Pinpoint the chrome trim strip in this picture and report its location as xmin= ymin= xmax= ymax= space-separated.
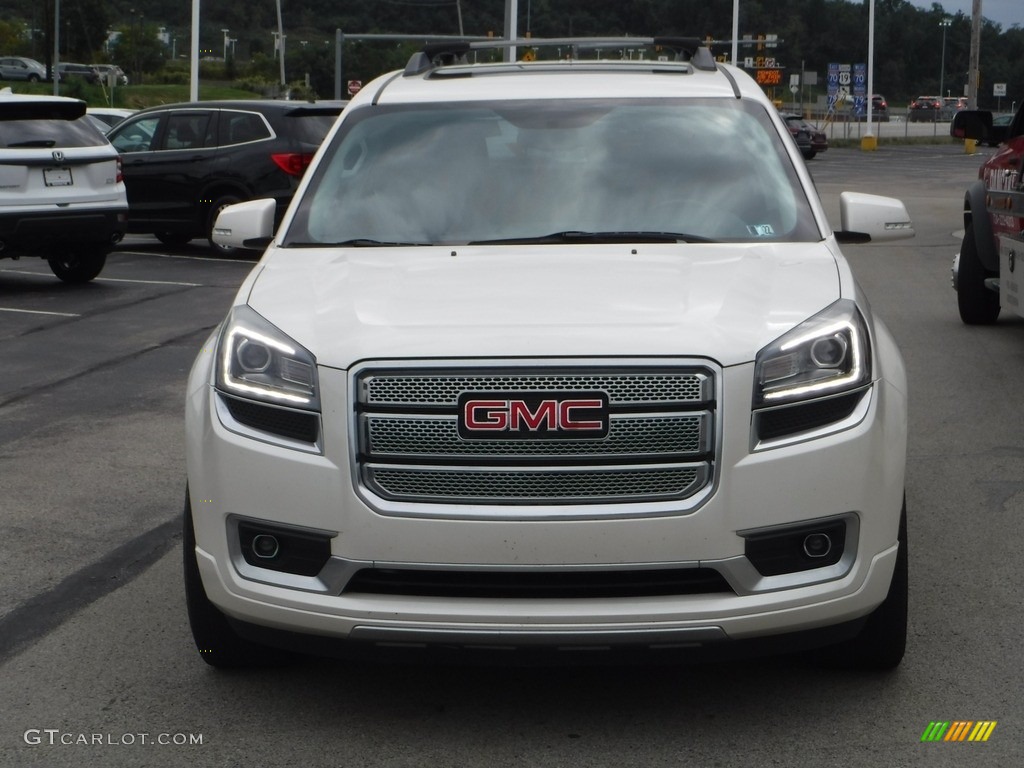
xmin=349 ymin=625 xmax=729 ymax=647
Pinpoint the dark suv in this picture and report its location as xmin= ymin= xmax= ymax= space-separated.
xmin=950 ymin=105 xmax=1024 ymax=324
xmin=106 ymin=100 xmax=345 ymax=254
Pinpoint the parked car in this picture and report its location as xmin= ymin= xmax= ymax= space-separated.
xmin=185 ymin=38 xmax=914 ymax=670
xmin=950 ymin=106 xmax=1024 ymax=323
xmin=0 ymin=90 xmax=128 ymax=282
xmin=908 ymin=95 xmax=942 ymax=122
xmin=871 ymin=94 xmax=889 ymax=122
xmin=85 ymin=107 xmax=136 ymax=133
xmin=941 ymin=96 xmax=968 ymax=121
xmin=55 ymin=62 xmax=101 ymax=85
xmin=106 ymin=99 xmax=345 ymax=254
xmin=983 ymin=113 xmax=1013 ymax=146
xmin=781 ymin=112 xmax=813 ymax=156
xmin=91 ymin=64 xmax=128 ymax=86
xmin=781 ymin=113 xmax=828 ymax=159
xmin=0 ymin=56 xmax=49 ymax=83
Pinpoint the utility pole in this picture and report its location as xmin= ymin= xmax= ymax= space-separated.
xmin=276 ymin=0 xmax=286 ymax=87
xmin=967 ymin=0 xmax=982 ymax=108
xmin=53 ymin=0 xmax=60 ymax=95
xmin=504 ymin=0 xmax=517 ymax=62
xmin=190 ymin=0 xmax=199 ymax=101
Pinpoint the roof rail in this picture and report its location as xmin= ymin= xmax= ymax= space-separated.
xmin=403 ymin=36 xmax=718 ymax=77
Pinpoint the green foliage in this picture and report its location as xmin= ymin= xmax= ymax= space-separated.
xmin=60 ymin=77 xmax=89 ymax=100
xmin=0 ymin=19 xmax=26 ymax=54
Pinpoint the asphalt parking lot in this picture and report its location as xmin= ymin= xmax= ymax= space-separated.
xmin=1 ymin=144 xmax=1022 ymax=767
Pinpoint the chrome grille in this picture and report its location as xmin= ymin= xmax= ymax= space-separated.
xmin=363 ymin=371 xmax=709 ymax=406
xmin=354 ymin=363 xmax=716 ymax=507
xmin=368 ymin=466 xmax=706 ymax=503
xmin=364 ymin=413 xmax=708 ymax=457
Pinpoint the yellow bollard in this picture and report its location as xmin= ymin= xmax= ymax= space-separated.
xmin=860 ymin=134 xmax=878 ymax=151
xmin=965 ymin=139 xmax=977 ymax=155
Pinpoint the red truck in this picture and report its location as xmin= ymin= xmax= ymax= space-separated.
xmin=951 ymin=107 xmax=1024 ymax=323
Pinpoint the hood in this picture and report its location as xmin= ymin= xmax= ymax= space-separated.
xmin=245 ymin=243 xmax=840 ymax=369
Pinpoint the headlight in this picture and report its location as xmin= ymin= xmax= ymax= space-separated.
xmin=753 ymin=299 xmax=871 ymax=408
xmin=215 ymin=305 xmax=319 ymax=410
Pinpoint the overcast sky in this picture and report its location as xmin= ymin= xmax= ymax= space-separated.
xmin=909 ymin=1 xmax=1020 ymax=30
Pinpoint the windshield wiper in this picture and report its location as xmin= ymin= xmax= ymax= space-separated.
xmin=468 ymin=230 xmax=714 ymax=245
xmin=290 ymin=238 xmax=434 ymax=247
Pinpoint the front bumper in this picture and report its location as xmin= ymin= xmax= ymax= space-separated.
xmin=185 ymin=348 xmax=906 ymax=652
xmin=0 ymin=207 xmax=128 ymax=255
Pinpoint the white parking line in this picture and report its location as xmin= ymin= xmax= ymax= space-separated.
xmin=96 ymin=276 xmax=202 ymax=287
xmin=0 ymin=269 xmax=200 ymax=287
xmin=120 ymin=250 xmax=255 ymax=264
xmin=0 ymin=307 xmax=80 ymax=317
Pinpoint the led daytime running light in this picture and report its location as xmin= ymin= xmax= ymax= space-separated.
xmin=216 ymin=307 xmax=318 ymax=408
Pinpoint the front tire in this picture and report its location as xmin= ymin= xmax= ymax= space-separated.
xmin=155 ymin=231 xmax=193 ymax=247
xmin=817 ymin=500 xmax=908 ymax=671
xmin=47 ymin=247 xmax=107 ymax=283
xmin=183 ymin=489 xmax=294 ymax=668
xmin=207 ymin=195 xmax=243 ymax=257
xmin=957 ymin=222 xmax=1000 ymax=324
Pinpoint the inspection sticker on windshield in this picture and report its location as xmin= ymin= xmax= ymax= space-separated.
xmin=748 ymin=224 xmax=774 ymax=237
xmin=44 ymin=167 xmax=73 ymax=187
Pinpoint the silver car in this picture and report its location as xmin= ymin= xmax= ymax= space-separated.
xmin=0 ymin=56 xmax=48 ymax=83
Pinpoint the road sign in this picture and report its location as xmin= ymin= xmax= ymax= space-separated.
xmin=347 ymin=80 xmax=362 ymax=96
xmin=853 ymin=63 xmax=866 ymax=99
xmin=994 ymin=83 xmax=1007 ymax=97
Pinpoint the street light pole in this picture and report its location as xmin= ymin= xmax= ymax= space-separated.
xmin=53 ymin=0 xmax=60 ymax=95
xmin=939 ymin=17 xmax=951 ymax=97
xmin=275 ymin=0 xmax=286 ymax=87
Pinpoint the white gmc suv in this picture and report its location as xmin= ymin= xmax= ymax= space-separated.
xmin=185 ymin=38 xmax=914 ymax=669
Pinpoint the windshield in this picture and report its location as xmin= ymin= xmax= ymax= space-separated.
xmin=284 ymin=98 xmax=819 ymax=247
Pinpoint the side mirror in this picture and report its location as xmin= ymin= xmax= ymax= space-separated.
xmin=951 ymin=110 xmax=999 ymax=143
xmin=212 ymin=198 xmax=276 ymax=250
xmin=835 ymin=192 xmax=915 ymax=244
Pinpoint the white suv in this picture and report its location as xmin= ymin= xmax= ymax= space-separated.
xmin=185 ymin=38 xmax=914 ymax=669
xmin=0 ymin=91 xmax=128 ymax=282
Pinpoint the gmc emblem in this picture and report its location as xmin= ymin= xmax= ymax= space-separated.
xmin=458 ymin=392 xmax=609 ymax=440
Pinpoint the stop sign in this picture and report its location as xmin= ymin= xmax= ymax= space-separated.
xmin=347 ymin=80 xmax=362 ymax=96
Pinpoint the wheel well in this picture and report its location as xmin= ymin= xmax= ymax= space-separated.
xmin=201 ymin=186 xmax=250 ymax=213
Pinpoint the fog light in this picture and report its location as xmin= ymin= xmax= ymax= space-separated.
xmin=237 ymin=520 xmax=334 ymax=576
xmin=803 ymin=533 xmax=832 ymax=558
xmin=742 ymin=518 xmax=846 ymax=576
xmin=251 ymin=534 xmax=280 ymax=560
